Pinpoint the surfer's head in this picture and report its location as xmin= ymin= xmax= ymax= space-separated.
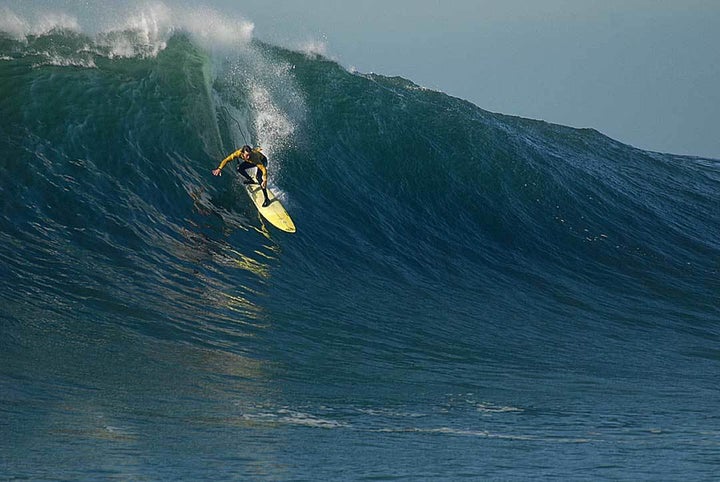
xmin=240 ymin=145 xmax=252 ymax=160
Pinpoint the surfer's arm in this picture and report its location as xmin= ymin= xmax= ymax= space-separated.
xmin=212 ymin=150 xmax=241 ymax=176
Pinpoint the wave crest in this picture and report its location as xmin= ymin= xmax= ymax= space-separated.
xmin=0 ymin=2 xmax=254 ymax=59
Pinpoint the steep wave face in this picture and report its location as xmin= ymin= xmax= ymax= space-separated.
xmin=1 ymin=8 xmax=719 ymax=480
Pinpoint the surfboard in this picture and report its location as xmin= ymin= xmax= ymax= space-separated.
xmin=244 ymin=182 xmax=296 ymax=233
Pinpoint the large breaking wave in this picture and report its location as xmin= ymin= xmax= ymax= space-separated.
xmin=1 ymin=4 xmax=719 ymax=479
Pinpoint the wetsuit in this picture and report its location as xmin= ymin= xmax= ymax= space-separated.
xmin=217 ymin=148 xmax=270 ymax=204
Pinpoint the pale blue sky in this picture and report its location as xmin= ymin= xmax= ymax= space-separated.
xmin=7 ymin=0 xmax=720 ymax=158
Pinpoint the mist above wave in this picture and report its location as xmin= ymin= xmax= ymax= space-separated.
xmin=0 ymin=2 xmax=254 ymax=58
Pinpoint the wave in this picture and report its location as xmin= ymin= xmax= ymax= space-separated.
xmin=2 ymin=6 xmax=720 ymax=479
xmin=1 ymin=6 xmax=719 ymax=365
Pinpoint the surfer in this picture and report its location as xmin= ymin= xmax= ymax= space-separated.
xmin=212 ymin=145 xmax=271 ymax=207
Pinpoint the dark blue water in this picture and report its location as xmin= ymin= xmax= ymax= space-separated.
xmin=1 ymin=15 xmax=719 ymax=480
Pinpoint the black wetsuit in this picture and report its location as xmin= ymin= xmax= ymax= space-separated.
xmin=237 ymin=150 xmax=269 ymax=204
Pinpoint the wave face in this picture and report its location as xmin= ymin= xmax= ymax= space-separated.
xmin=1 ymin=11 xmax=719 ymax=480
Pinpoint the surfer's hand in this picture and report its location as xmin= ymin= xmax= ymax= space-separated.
xmin=261 ymin=180 xmax=267 ymax=189
xmin=212 ymin=168 xmax=222 ymax=176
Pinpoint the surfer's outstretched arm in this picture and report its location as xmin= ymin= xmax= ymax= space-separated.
xmin=212 ymin=149 xmax=242 ymax=176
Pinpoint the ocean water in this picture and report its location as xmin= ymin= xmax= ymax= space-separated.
xmin=1 ymin=6 xmax=719 ymax=480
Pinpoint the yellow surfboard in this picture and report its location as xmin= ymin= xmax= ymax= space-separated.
xmin=244 ymin=183 xmax=296 ymax=233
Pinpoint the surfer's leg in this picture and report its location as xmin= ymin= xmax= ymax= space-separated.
xmin=237 ymin=161 xmax=256 ymax=183
xmin=256 ymin=169 xmax=271 ymax=206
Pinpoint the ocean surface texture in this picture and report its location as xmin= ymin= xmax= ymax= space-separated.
xmin=1 ymin=12 xmax=719 ymax=480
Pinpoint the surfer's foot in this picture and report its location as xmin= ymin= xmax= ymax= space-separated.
xmin=262 ymin=199 xmax=271 ymax=207
xmin=243 ymin=179 xmax=257 ymax=185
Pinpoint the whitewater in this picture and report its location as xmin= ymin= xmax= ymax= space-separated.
xmin=1 ymin=4 xmax=719 ymax=480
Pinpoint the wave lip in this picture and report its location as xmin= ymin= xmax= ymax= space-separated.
xmin=0 ymin=3 xmax=254 ymax=59
xmin=0 ymin=7 xmax=80 ymax=39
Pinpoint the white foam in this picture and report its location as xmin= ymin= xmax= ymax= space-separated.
xmin=242 ymin=409 xmax=347 ymax=429
xmin=0 ymin=8 xmax=26 ymax=40
xmin=475 ymin=403 xmax=524 ymax=414
xmin=356 ymin=407 xmax=426 ymax=418
xmin=177 ymin=6 xmax=254 ymax=51
xmin=277 ymin=409 xmax=348 ymax=429
xmin=33 ymin=56 xmax=97 ymax=69
xmin=95 ymin=3 xmax=255 ymax=59
xmin=94 ymin=3 xmax=171 ymax=59
xmin=0 ymin=2 xmax=254 ymax=58
xmin=249 ymin=82 xmax=296 ymax=157
xmin=33 ymin=12 xmax=80 ymax=36
xmin=297 ymin=38 xmax=328 ymax=59
xmin=0 ymin=7 xmax=79 ymax=39
xmin=445 ymin=394 xmax=525 ymax=415
xmin=374 ymin=426 xmax=535 ymax=440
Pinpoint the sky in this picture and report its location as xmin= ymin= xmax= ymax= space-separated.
xmin=5 ymin=0 xmax=720 ymax=158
